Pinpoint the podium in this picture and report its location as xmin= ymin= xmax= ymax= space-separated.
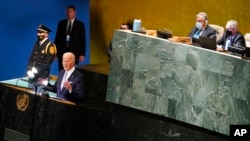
xmin=0 ymin=75 xmax=109 ymax=141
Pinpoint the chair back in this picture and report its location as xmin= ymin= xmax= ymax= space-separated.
xmin=244 ymin=33 xmax=250 ymax=47
xmin=209 ymin=24 xmax=224 ymax=41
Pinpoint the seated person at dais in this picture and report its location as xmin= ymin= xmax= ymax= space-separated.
xmin=188 ymin=12 xmax=216 ymax=39
xmin=217 ymin=20 xmax=246 ymax=52
xmin=108 ymin=22 xmax=132 ymax=62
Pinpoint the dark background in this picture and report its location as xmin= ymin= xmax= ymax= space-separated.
xmin=0 ymin=0 xmax=90 ymax=80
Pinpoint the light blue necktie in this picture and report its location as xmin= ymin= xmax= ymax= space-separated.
xmin=193 ymin=30 xmax=201 ymax=38
xmin=61 ymin=72 xmax=67 ymax=90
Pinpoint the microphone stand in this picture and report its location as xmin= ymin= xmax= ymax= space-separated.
xmin=19 ymin=77 xmax=38 ymax=141
xmin=29 ymin=82 xmax=40 ymax=141
xmin=27 ymin=65 xmax=50 ymax=140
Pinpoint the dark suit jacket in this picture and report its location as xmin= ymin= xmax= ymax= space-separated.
xmin=217 ymin=32 xmax=246 ymax=49
xmin=188 ymin=25 xmax=217 ymax=39
xmin=54 ymin=19 xmax=86 ymax=63
xmin=47 ymin=69 xmax=84 ymax=104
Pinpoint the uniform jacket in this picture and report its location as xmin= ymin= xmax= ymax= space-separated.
xmin=27 ymin=39 xmax=56 ymax=82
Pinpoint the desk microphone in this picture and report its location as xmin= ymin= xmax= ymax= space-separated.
xmin=15 ymin=77 xmax=20 ymax=88
xmin=162 ymin=28 xmax=173 ymax=34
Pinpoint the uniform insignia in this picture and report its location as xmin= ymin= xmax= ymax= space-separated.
xmin=42 ymin=50 xmax=44 ymax=54
xmin=50 ymin=47 xmax=56 ymax=54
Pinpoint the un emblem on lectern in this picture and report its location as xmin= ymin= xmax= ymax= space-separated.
xmin=16 ymin=93 xmax=29 ymax=111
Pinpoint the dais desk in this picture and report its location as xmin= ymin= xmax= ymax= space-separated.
xmin=106 ymin=30 xmax=250 ymax=136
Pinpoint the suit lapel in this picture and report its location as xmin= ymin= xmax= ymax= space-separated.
xmin=60 ymin=70 xmax=76 ymax=93
xmin=67 ymin=70 xmax=76 ymax=83
xmin=37 ymin=39 xmax=49 ymax=50
xmin=58 ymin=70 xmax=66 ymax=93
xmin=70 ymin=20 xmax=75 ymax=34
xmin=71 ymin=19 xmax=79 ymax=34
xmin=232 ymin=33 xmax=240 ymax=44
xmin=62 ymin=20 xmax=68 ymax=34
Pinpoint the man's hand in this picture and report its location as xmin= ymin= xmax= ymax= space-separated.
xmin=63 ymin=81 xmax=72 ymax=92
xmin=216 ymin=45 xmax=224 ymax=52
xmin=27 ymin=70 xmax=35 ymax=79
xmin=38 ymin=78 xmax=48 ymax=86
xmin=31 ymin=67 xmax=38 ymax=74
xmin=79 ymin=55 xmax=85 ymax=61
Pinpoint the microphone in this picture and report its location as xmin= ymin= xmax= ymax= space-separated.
xmin=213 ymin=29 xmax=219 ymax=34
xmin=162 ymin=28 xmax=172 ymax=34
xmin=15 ymin=77 xmax=20 ymax=89
xmin=228 ymin=44 xmax=245 ymax=55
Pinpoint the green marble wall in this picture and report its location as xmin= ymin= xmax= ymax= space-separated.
xmin=106 ymin=30 xmax=250 ymax=135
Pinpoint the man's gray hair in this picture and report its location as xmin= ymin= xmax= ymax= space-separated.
xmin=63 ymin=52 xmax=75 ymax=63
xmin=226 ymin=20 xmax=238 ymax=30
xmin=196 ymin=12 xmax=208 ymax=21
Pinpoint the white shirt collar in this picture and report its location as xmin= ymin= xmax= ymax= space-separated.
xmin=39 ymin=37 xmax=48 ymax=45
xmin=64 ymin=67 xmax=75 ymax=79
xmin=68 ymin=18 xmax=75 ymax=23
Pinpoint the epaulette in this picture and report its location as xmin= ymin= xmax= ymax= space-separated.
xmin=45 ymin=41 xmax=57 ymax=55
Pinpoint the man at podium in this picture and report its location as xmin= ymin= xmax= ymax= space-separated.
xmin=40 ymin=52 xmax=85 ymax=104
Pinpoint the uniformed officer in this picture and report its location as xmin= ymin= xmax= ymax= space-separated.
xmin=27 ymin=24 xmax=57 ymax=83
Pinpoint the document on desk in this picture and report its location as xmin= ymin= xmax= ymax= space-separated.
xmin=49 ymin=95 xmax=65 ymax=101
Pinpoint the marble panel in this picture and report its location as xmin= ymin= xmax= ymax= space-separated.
xmin=106 ymin=30 xmax=250 ymax=135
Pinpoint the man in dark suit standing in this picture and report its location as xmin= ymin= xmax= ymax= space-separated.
xmin=54 ymin=5 xmax=86 ymax=72
xmin=42 ymin=52 xmax=84 ymax=104
xmin=188 ymin=12 xmax=217 ymax=40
